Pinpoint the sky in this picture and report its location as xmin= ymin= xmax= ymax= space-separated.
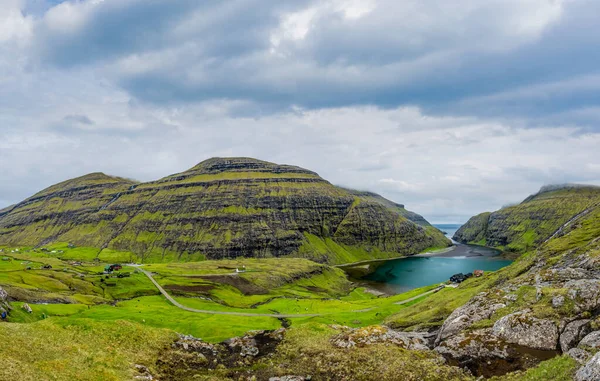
xmin=1 ymin=0 xmax=599 ymax=223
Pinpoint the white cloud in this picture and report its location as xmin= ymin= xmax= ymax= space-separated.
xmin=0 ymin=0 xmax=599 ymax=224
xmin=0 ymin=0 xmax=33 ymax=43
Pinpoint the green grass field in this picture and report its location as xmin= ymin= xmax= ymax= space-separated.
xmin=0 ymin=242 xmax=580 ymax=381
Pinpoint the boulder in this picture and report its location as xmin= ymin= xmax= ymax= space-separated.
xmin=576 ymin=352 xmax=600 ymax=381
xmin=560 ymin=320 xmax=592 ymax=352
xmin=435 ymin=294 xmax=506 ymax=344
xmin=568 ymin=348 xmax=592 ymax=365
xmin=492 ymin=312 xmax=558 ymax=351
xmin=552 ymin=295 xmax=565 ymax=308
xmin=171 ymin=328 xmax=286 ymax=367
xmin=565 ymin=279 xmax=600 ymax=313
xmin=0 ymin=287 xmax=7 ymax=302
xmin=579 ymin=331 xmax=600 ymax=349
xmin=434 ymin=328 xmax=542 ymax=377
xmin=435 ymin=329 xmax=510 ymax=361
xmin=330 ymin=325 xmax=432 ymax=350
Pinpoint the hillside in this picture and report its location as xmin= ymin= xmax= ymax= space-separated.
xmin=4 ymin=185 xmax=600 ymax=380
xmin=453 ymin=185 xmax=600 ymax=252
xmin=0 ymin=157 xmax=449 ymax=264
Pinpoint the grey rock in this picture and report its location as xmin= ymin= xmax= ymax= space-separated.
xmin=435 ymin=329 xmax=510 ymax=361
xmin=492 ymin=312 xmax=558 ymax=351
xmin=552 ymin=295 xmax=565 ymax=308
xmin=568 ymin=348 xmax=592 ymax=365
xmin=579 ymin=331 xmax=600 ymax=349
xmin=565 ymin=279 xmax=600 ymax=313
xmin=433 ymin=328 xmax=545 ymax=377
xmin=435 ymin=294 xmax=506 ymax=345
xmin=576 ymin=352 xmax=600 ymax=381
xmin=330 ymin=325 xmax=431 ymax=350
xmin=269 ymin=377 xmax=306 ymax=381
xmin=560 ymin=320 xmax=592 ymax=352
xmin=0 ymin=287 xmax=7 ymax=302
xmin=504 ymin=294 xmax=518 ymax=302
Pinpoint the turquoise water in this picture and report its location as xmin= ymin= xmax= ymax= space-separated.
xmin=360 ymin=224 xmax=512 ymax=293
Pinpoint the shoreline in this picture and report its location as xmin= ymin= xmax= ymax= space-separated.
xmin=335 ymin=245 xmax=458 ymax=269
xmin=414 ymin=246 xmax=457 ymax=257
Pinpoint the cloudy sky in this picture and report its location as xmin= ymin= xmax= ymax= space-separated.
xmin=1 ymin=0 xmax=599 ymax=223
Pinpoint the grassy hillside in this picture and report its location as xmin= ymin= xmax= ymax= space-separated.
xmin=3 ymin=183 xmax=598 ymax=380
xmin=453 ymin=185 xmax=600 ymax=252
xmin=0 ymin=157 xmax=449 ymax=264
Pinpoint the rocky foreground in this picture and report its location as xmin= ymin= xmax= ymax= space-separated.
xmin=441 ymin=185 xmax=600 ymax=379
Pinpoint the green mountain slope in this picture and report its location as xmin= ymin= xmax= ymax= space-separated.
xmin=0 ymin=157 xmax=449 ymax=263
xmin=453 ymin=184 xmax=600 ymax=252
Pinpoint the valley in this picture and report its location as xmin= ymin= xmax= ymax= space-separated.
xmin=1 ymin=162 xmax=600 ymax=380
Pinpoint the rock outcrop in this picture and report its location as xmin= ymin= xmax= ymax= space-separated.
xmin=435 ymin=193 xmax=600 ymax=377
xmin=560 ymin=319 xmax=592 ymax=353
xmin=0 ymin=157 xmax=449 ymax=263
xmin=576 ymin=352 xmax=600 ymax=381
xmin=330 ymin=325 xmax=432 ymax=350
xmin=492 ymin=312 xmax=558 ymax=351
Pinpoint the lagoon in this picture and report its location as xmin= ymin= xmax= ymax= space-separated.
xmin=358 ymin=224 xmax=512 ymax=293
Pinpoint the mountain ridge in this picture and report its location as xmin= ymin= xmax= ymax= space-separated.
xmin=454 ymin=184 xmax=600 ymax=252
xmin=0 ymin=157 xmax=449 ymax=264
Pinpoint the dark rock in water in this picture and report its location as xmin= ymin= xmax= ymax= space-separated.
xmin=0 ymin=157 xmax=449 ymax=263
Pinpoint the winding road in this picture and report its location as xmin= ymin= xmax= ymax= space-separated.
xmin=135 ymin=267 xmax=444 ymax=318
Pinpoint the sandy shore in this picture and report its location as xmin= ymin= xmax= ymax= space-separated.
xmin=414 ymin=246 xmax=457 ymax=257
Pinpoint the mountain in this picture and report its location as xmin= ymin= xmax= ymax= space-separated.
xmin=453 ymin=184 xmax=600 ymax=252
xmin=0 ymin=157 xmax=449 ymax=263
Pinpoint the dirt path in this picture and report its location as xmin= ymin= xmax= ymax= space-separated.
xmin=135 ymin=267 xmax=443 ymax=318
xmin=135 ymin=267 xmax=323 ymax=318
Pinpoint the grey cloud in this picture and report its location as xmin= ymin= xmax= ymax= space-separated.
xmin=18 ymin=0 xmax=595 ymax=124
xmin=3 ymin=0 xmax=600 ymax=224
xmin=63 ymin=114 xmax=94 ymax=125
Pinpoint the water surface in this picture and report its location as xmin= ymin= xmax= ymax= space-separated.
xmin=358 ymin=224 xmax=512 ymax=294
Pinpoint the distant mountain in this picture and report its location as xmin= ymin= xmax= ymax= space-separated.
xmin=0 ymin=157 xmax=449 ymax=263
xmin=454 ymin=184 xmax=600 ymax=252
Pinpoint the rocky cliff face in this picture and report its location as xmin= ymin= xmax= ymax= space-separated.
xmin=0 ymin=157 xmax=449 ymax=263
xmin=436 ymin=191 xmax=600 ymax=377
xmin=453 ymin=185 xmax=600 ymax=252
